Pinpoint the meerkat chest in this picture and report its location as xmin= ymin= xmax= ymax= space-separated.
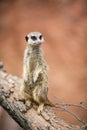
xmin=29 ymin=53 xmax=42 ymax=73
xmin=24 ymin=47 xmax=47 ymax=83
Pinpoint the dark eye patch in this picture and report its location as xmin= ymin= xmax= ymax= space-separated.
xmin=25 ymin=36 xmax=29 ymax=42
xmin=31 ymin=36 xmax=37 ymax=41
xmin=39 ymin=35 xmax=42 ymax=40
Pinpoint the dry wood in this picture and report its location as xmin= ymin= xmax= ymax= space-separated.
xmin=0 ymin=71 xmax=82 ymax=130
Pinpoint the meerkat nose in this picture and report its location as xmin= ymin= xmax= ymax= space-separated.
xmin=25 ymin=35 xmax=28 ymax=42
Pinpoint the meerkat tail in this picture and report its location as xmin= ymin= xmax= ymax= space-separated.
xmin=46 ymin=99 xmax=55 ymax=107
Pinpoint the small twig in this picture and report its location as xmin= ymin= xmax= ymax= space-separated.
xmin=56 ymin=102 xmax=87 ymax=111
xmin=55 ymin=105 xmax=87 ymax=124
xmin=54 ymin=96 xmax=87 ymax=125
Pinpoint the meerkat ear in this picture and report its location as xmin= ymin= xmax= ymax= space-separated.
xmin=25 ymin=36 xmax=29 ymax=42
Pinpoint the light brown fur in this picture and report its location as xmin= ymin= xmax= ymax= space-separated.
xmin=20 ymin=32 xmax=53 ymax=114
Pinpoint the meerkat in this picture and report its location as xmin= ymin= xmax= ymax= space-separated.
xmin=20 ymin=32 xmax=53 ymax=114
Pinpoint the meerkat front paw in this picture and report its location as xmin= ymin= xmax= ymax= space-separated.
xmin=33 ymin=67 xmax=42 ymax=83
xmin=25 ymin=100 xmax=32 ymax=109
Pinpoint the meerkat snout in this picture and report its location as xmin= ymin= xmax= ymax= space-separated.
xmin=31 ymin=36 xmax=37 ymax=41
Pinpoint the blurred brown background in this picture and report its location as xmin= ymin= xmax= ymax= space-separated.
xmin=0 ymin=0 xmax=87 ymax=130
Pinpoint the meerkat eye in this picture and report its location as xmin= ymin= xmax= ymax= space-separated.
xmin=31 ymin=36 xmax=37 ymax=41
xmin=25 ymin=36 xmax=29 ymax=42
xmin=39 ymin=35 xmax=42 ymax=40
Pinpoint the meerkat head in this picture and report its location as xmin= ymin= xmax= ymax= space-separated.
xmin=25 ymin=32 xmax=44 ymax=46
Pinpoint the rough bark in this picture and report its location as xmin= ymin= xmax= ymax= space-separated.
xmin=0 ymin=71 xmax=82 ymax=130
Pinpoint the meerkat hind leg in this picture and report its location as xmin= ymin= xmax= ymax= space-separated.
xmin=37 ymin=103 xmax=44 ymax=115
xmin=21 ymin=91 xmax=32 ymax=108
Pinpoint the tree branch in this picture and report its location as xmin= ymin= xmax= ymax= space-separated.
xmin=0 ymin=71 xmax=82 ymax=130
